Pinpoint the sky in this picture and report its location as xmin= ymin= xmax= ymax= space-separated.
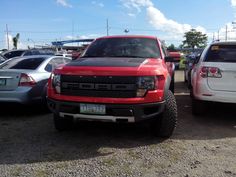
xmin=1 ymin=0 xmax=236 ymax=49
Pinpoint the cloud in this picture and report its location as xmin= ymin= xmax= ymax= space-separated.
xmin=92 ymin=1 xmax=104 ymax=8
xmin=120 ymin=0 xmax=207 ymax=44
xmin=147 ymin=6 xmax=192 ymax=35
xmin=56 ymin=0 xmax=72 ymax=8
xmin=231 ymin=0 xmax=236 ymax=7
xmin=128 ymin=13 xmax=136 ymax=17
xmin=120 ymin=0 xmax=153 ymax=12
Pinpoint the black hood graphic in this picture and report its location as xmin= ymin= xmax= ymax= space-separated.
xmin=67 ymin=57 xmax=147 ymax=67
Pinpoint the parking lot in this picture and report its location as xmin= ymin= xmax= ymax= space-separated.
xmin=0 ymin=70 xmax=235 ymax=177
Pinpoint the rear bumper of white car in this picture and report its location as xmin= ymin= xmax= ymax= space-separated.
xmin=193 ymin=79 xmax=236 ymax=103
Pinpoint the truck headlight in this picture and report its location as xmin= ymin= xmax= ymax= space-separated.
xmin=136 ymin=76 xmax=156 ymax=97
xmin=52 ymin=74 xmax=61 ymax=94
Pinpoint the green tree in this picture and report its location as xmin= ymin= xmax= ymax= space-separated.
xmin=167 ymin=44 xmax=177 ymax=51
xmin=12 ymin=33 xmax=20 ymax=49
xmin=182 ymin=29 xmax=207 ymax=49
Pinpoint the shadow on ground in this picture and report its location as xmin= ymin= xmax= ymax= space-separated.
xmin=0 ymin=80 xmax=235 ymax=165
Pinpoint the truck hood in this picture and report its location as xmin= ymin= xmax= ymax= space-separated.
xmin=56 ymin=57 xmax=166 ymax=76
xmin=67 ymin=57 xmax=148 ymax=67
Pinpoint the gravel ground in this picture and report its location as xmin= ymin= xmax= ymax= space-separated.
xmin=0 ymin=70 xmax=235 ymax=177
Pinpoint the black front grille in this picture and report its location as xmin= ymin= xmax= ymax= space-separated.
xmin=61 ymin=75 xmax=138 ymax=98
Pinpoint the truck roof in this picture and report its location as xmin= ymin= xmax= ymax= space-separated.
xmin=96 ymin=35 xmax=160 ymax=40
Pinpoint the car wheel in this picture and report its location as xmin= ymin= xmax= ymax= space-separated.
xmin=150 ymin=90 xmax=177 ymax=138
xmin=54 ymin=114 xmax=73 ymax=131
xmin=192 ymin=98 xmax=206 ymax=116
xmin=170 ymin=73 xmax=175 ymax=93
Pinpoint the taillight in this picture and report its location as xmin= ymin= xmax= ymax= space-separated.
xmin=200 ymin=67 xmax=222 ymax=78
xmin=19 ymin=73 xmax=36 ymax=87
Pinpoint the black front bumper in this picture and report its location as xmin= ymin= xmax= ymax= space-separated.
xmin=47 ymin=98 xmax=165 ymax=123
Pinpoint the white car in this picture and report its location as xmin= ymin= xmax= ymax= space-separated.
xmin=191 ymin=41 xmax=236 ymax=115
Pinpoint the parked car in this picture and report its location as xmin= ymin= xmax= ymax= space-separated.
xmin=47 ymin=35 xmax=177 ymax=138
xmin=184 ymin=53 xmax=201 ymax=89
xmin=2 ymin=49 xmax=55 ymax=59
xmin=0 ymin=49 xmax=7 ymax=54
xmin=191 ymin=41 xmax=236 ymax=115
xmin=169 ymin=51 xmax=181 ymax=70
xmin=0 ymin=55 xmax=71 ymax=105
xmin=0 ymin=54 xmax=7 ymax=64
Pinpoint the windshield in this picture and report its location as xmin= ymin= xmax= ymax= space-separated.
xmin=82 ymin=38 xmax=161 ymax=58
xmin=205 ymin=45 xmax=236 ymax=63
xmin=0 ymin=57 xmax=46 ymax=70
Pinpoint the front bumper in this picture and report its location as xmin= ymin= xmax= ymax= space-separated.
xmin=47 ymin=98 xmax=165 ymax=123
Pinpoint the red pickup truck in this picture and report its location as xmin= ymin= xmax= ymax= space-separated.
xmin=47 ymin=35 xmax=177 ymax=137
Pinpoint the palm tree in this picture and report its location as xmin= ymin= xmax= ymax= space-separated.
xmin=12 ymin=33 xmax=20 ymax=49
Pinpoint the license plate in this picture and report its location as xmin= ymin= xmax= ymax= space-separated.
xmin=80 ymin=103 xmax=106 ymax=115
xmin=0 ymin=79 xmax=6 ymax=86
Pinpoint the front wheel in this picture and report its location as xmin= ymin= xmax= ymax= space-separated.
xmin=54 ymin=114 xmax=73 ymax=131
xmin=170 ymin=73 xmax=175 ymax=93
xmin=150 ymin=90 xmax=177 ymax=138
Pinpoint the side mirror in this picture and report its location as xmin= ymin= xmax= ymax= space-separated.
xmin=165 ymin=56 xmax=175 ymax=62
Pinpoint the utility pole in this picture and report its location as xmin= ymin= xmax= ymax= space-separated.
xmin=6 ymin=24 xmax=9 ymax=50
xmin=106 ymin=18 xmax=109 ymax=36
xmin=213 ymin=33 xmax=215 ymax=41
xmin=225 ymin=25 xmax=228 ymax=41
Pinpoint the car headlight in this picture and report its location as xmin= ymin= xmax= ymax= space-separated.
xmin=52 ymin=74 xmax=61 ymax=94
xmin=136 ymin=76 xmax=156 ymax=97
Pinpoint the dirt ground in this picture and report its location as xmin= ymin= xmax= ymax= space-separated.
xmin=0 ymin=70 xmax=235 ymax=177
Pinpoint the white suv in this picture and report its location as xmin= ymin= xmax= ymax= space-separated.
xmin=191 ymin=41 xmax=236 ymax=115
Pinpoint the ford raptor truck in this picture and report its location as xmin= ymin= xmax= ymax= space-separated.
xmin=47 ymin=35 xmax=177 ymax=137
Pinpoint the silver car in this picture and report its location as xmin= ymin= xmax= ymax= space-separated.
xmin=0 ymin=55 xmax=71 ymax=104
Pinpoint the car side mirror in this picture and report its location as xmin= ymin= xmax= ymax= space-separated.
xmin=165 ymin=56 xmax=175 ymax=62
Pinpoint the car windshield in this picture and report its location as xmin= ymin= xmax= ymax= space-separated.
xmin=82 ymin=38 xmax=161 ymax=58
xmin=205 ymin=45 xmax=236 ymax=63
xmin=0 ymin=57 xmax=46 ymax=70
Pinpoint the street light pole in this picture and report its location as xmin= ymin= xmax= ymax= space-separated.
xmin=106 ymin=19 xmax=109 ymax=36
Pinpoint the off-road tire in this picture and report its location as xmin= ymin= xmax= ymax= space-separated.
xmin=170 ymin=74 xmax=175 ymax=93
xmin=151 ymin=90 xmax=177 ymax=138
xmin=192 ymin=98 xmax=206 ymax=116
xmin=54 ymin=114 xmax=73 ymax=131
